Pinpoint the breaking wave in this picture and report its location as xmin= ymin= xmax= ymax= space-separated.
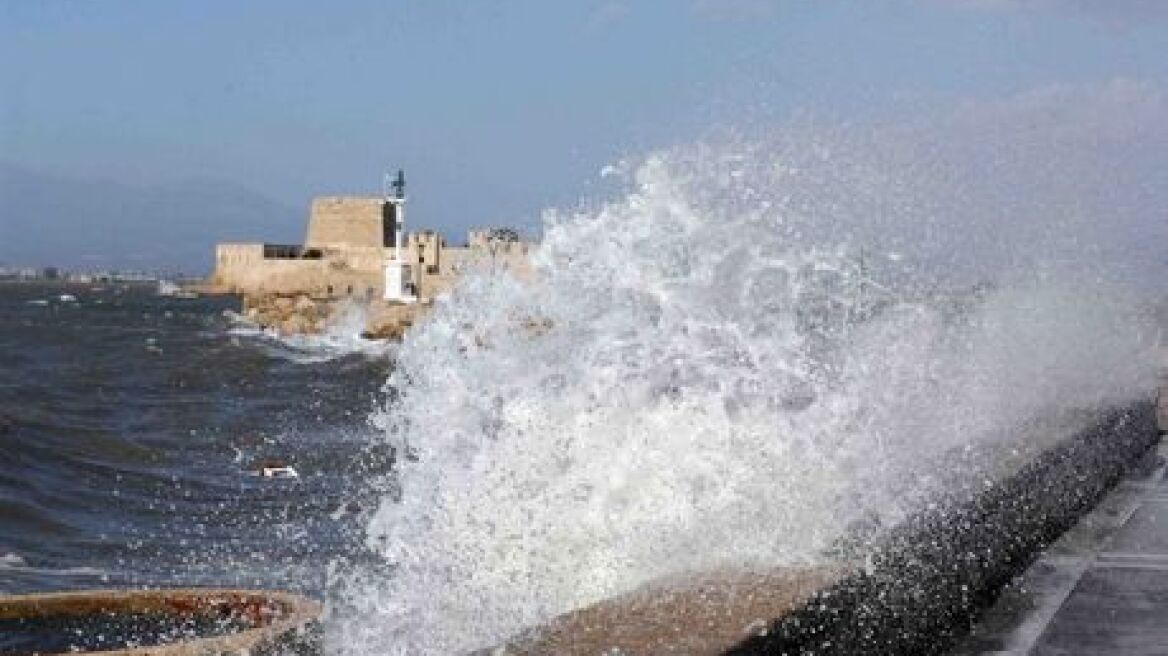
xmin=327 ymin=85 xmax=1164 ymax=654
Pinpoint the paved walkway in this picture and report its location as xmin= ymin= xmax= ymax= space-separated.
xmin=954 ymin=435 xmax=1168 ymax=655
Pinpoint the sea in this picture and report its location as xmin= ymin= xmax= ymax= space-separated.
xmin=0 ymin=282 xmax=389 ymax=598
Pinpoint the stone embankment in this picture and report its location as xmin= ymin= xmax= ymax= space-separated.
xmin=496 ymin=400 xmax=1163 ymax=655
xmin=240 ymin=293 xmax=429 ymax=341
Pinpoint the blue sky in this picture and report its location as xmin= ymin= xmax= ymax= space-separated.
xmin=2 ymin=0 xmax=1167 ymax=270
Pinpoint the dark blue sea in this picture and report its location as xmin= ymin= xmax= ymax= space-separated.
xmin=0 ymin=282 xmax=390 ymax=597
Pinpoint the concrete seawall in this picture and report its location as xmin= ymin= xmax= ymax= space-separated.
xmin=729 ymin=402 xmax=1161 ymax=655
xmin=499 ymin=401 xmax=1162 ymax=655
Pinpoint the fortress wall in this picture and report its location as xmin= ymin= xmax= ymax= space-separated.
xmin=208 ymin=203 xmax=538 ymax=308
xmin=405 ymin=231 xmax=445 ymax=293
xmin=480 ymin=242 xmax=536 ymax=281
xmin=430 ymin=246 xmax=469 ymax=299
xmin=332 ymin=246 xmax=385 ymax=273
xmin=305 ymin=197 xmax=388 ymax=250
xmin=211 ymin=243 xmax=267 ymax=292
xmin=418 ymin=269 xmax=460 ymax=301
xmin=211 ymin=243 xmax=381 ymax=299
xmin=215 ymin=243 xmax=265 ymax=270
xmin=409 ymin=243 xmax=537 ymax=300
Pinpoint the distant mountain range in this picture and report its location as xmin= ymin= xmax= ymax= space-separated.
xmin=0 ymin=164 xmax=301 ymax=275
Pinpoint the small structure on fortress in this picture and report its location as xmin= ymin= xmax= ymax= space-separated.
xmin=206 ymin=171 xmax=532 ymax=337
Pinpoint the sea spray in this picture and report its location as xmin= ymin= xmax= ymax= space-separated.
xmin=226 ymin=301 xmax=396 ymax=364
xmin=328 ymin=90 xmax=1163 ymax=654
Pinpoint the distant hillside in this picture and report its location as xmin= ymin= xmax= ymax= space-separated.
xmin=0 ymin=164 xmax=301 ymax=274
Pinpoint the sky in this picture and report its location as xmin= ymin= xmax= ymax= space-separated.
xmin=1 ymin=0 xmax=1167 ymax=273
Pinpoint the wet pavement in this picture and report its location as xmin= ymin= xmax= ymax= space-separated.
xmin=955 ymin=429 xmax=1168 ymax=655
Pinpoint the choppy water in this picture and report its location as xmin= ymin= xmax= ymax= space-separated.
xmin=0 ymin=282 xmax=390 ymax=596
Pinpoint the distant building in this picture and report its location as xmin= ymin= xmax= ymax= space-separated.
xmin=207 ymin=173 xmax=532 ymax=302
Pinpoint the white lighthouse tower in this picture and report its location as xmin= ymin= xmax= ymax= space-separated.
xmin=383 ymin=169 xmax=416 ymax=303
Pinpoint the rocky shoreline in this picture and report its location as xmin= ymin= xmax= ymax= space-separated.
xmin=239 ymin=292 xmax=429 ymax=341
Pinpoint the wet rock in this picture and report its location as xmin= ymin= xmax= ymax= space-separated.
xmin=0 ymin=589 xmax=320 ymax=655
xmin=280 ymin=315 xmax=309 ymax=335
xmin=361 ymin=322 xmax=408 ymax=341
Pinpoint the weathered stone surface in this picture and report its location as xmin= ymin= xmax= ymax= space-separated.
xmin=0 ymin=588 xmax=320 ymax=655
xmin=362 ymin=302 xmax=426 ymax=341
xmin=304 ymin=196 xmax=387 ymax=250
xmin=239 ymin=293 xmax=429 ymax=342
xmin=280 ymin=315 xmax=309 ymax=336
xmin=495 ymin=568 xmax=839 ymax=656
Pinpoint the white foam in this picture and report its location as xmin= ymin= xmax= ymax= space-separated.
xmin=0 ymin=551 xmax=105 ymax=578
xmin=328 ymin=93 xmax=1163 ymax=654
xmin=225 ymin=305 xmax=396 ymax=364
xmin=157 ymin=280 xmax=181 ymax=296
xmin=0 ymin=552 xmax=26 ymax=568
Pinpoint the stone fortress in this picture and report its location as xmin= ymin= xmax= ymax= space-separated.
xmin=205 ymin=172 xmax=533 ymax=338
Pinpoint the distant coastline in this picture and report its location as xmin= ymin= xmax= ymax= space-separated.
xmin=0 ymin=268 xmax=189 ymax=285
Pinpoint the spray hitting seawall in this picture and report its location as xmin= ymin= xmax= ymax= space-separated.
xmin=327 ymin=82 xmax=1165 ymax=655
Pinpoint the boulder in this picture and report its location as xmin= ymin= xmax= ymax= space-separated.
xmin=361 ymin=320 xmax=408 ymax=341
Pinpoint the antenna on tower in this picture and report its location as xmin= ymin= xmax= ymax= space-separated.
xmin=392 ymin=169 xmax=406 ymax=200
xmin=382 ymin=169 xmax=405 ymax=200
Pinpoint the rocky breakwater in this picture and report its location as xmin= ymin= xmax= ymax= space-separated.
xmin=361 ymin=302 xmax=430 ymax=341
xmin=240 ymin=293 xmax=429 ymax=341
xmin=242 ymin=293 xmax=331 ymax=335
